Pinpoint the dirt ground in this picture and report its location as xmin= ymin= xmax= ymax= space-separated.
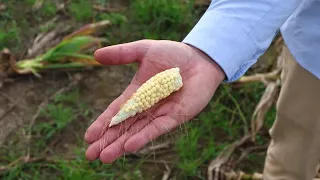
xmin=0 ymin=65 xmax=134 ymax=146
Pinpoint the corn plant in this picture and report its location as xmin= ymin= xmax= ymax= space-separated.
xmin=14 ymin=35 xmax=104 ymax=77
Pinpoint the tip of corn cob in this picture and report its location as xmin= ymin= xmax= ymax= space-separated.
xmin=109 ymin=67 xmax=183 ymax=127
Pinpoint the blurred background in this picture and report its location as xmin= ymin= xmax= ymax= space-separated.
xmin=0 ymin=0 xmax=284 ymax=179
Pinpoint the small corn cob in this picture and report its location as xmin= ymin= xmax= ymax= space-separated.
xmin=109 ymin=67 xmax=183 ymax=127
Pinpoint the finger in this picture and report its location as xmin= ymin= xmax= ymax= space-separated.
xmin=94 ymin=40 xmax=151 ymax=65
xmin=124 ymin=115 xmax=178 ymax=153
xmin=84 ymin=83 xmax=140 ymax=144
xmin=99 ymin=116 xmax=154 ymax=163
xmin=85 ymin=115 xmax=140 ymax=161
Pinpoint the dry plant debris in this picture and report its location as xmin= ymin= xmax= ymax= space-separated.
xmin=207 ymin=43 xmax=286 ymax=180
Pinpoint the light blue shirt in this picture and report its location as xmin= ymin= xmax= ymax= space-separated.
xmin=183 ymin=0 xmax=320 ymax=82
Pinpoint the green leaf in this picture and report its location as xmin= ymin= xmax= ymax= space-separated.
xmin=47 ymin=52 xmax=95 ymax=61
xmin=40 ymin=36 xmax=99 ymax=62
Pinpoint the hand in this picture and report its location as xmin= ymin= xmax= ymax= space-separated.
xmin=84 ymin=40 xmax=225 ymax=163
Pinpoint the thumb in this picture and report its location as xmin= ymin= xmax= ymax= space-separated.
xmin=94 ymin=40 xmax=151 ymax=65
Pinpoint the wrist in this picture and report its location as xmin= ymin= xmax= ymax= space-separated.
xmin=186 ymin=44 xmax=226 ymax=83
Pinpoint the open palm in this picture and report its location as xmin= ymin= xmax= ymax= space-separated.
xmin=84 ymin=40 xmax=225 ymax=163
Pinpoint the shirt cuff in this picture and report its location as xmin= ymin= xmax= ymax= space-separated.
xmin=182 ymin=10 xmax=260 ymax=83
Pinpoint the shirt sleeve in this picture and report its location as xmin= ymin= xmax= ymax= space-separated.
xmin=182 ymin=0 xmax=302 ymax=82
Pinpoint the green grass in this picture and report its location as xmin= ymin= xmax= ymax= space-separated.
xmin=97 ymin=13 xmax=128 ymax=25
xmin=1 ymin=149 xmax=136 ymax=180
xmin=0 ymin=0 xmax=58 ymax=52
xmin=40 ymin=1 xmax=57 ymax=17
xmin=130 ymin=0 xmax=198 ymax=40
xmin=31 ymin=88 xmax=91 ymax=148
xmin=69 ymin=0 xmax=93 ymax=22
xmin=36 ymin=103 xmax=74 ymax=144
xmin=0 ymin=20 xmax=20 ymax=50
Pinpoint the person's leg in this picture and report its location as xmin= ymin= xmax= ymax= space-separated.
xmin=263 ymin=46 xmax=320 ymax=180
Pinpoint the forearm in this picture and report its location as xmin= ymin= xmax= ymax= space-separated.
xmin=183 ymin=0 xmax=302 ymax=82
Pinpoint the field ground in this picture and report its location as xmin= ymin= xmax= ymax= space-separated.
xmin=0 ymin=0 xmax=285 ymax=179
